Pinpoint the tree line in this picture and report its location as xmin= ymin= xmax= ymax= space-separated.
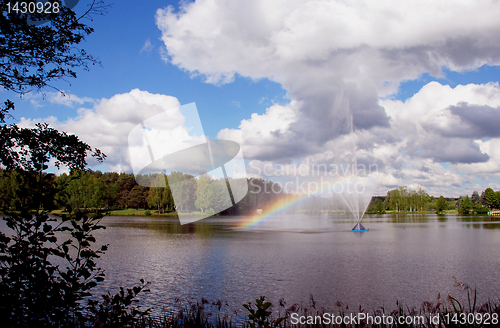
xmin=365 ymin=185 xmax=435 ymax=214
xmin=456 ymin=188 xmax=500 ymax=214
xmin=5 ymin=171 xmax=497 ymax=216
xmin=369 ymin=186 xmax=453 ymax=214
xmin=0 ymin=169 xmax=290 ymax=215
xmin=365 ymin=186 xmax=500 ymax=214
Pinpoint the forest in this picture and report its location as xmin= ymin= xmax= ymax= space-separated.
xmin=2 ymin=169 xmax=498 ymax=216
xmin=0 ymin=169 xmax=289 ymax=215
xmin=365 ymin=186 xmax=500 ymax=215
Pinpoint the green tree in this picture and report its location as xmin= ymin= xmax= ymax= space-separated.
xmin=148 ymin=174 xmax=166 ymax=212
xmin=375 ymin=198 xmax=386 ymax=214
xmin=388 ymin=185 xmax=426 ymax=212
xmin=459 ymin=195 xmax=472 ymax=214
xmin=57 ymin=170 xmax=107 ymax=212
xmin=126 ymin=185 xmax=145 ymax=209
xmin=195 ymin=174 xmax=213 ymax=212
xmin=162 ymin=180 xmax=174 ymax=212
xmin=116 ymin=173 xmax=137 ymax=208
xmin=471 ymin=190 xmax=480 ymax=204
xmin=0 ymin=0 xmax=106 ymax=119
xmin=416 ymin=185 xmax=429 ymax=211
xmin=0 ymin=169 xmax=21 ymax=208
xmin=480 ymin=190 xmax=488 ymax=207
xmin=168 ymin=171 xmax=196 ymax=212
xmin=436 ymin=196 xmax=447 ymax=213
xmin=383 ymin=191 xmax=391 ymax=211
xmin=211 ymin=178 xmax=232 ymax=212
xmin=367 ymin=198 xmax=386 ymax=214
xmin=484 ymin=188 xmax=498 ymax=209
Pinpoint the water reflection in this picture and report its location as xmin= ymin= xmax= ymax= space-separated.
xmin=102 ymin=216 xmax=227 ymax=236
xmin=24 ymin=213 xmax=500 ymax=318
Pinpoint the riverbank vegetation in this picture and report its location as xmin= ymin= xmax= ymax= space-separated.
xmin=0 ymin=169 xmax=290 ymax=216
xmin=365 ymin=186 xmax=500 ymax=215
xmin=3 ymin=169 xmax=500 ymax=217
xmin=139 ymin=286 xmax=500 ymax=328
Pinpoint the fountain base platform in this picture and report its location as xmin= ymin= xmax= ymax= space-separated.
xmin=352 ymin=223 xmax=367 ymax=231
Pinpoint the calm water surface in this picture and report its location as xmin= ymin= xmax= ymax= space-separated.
xmin=87 ymin=213 xmax=500 ymax=316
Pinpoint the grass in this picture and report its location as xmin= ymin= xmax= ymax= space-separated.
xmin=50 ymin=208 xmax=210 ymax=217
xmin=384 ymin=209 xmax=459 ymax=214
xmin=107 ymin=209 xmax=211 ymax=216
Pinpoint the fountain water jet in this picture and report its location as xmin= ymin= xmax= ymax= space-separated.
xmin=337 ymin=114 xmax=377 ymax=231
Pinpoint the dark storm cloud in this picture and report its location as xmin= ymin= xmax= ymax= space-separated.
xmin=416 ymin=137 xmax=489 ymax=164
xmin=447 ymin=103 xmax=500 ymax=138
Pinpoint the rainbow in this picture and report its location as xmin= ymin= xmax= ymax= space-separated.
xmin=237 ymin=174 xmax=375 ymax=229
xmin=237 ymin=194 xmax=312 ymax=229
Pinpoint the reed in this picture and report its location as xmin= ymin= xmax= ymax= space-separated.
xmin=135 ymin=282 xmax=500 ymax=328
xmin=117 ymin=283 xmax=500 ymax=328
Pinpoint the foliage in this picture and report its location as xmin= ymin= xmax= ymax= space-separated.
xmin=0 ymin=150 xmax=152 ymax=327
xmin=1 ymin=170 xmax=262 ymax=214
xmin=387 ymin=185 xmax=429 ymax=212
xmin=384 ymin=185 xmax=429 ymax=212
xmin=0 ymin=117 xmax=113 ymax=326
xmin=484 ymin=188 xmax=498 ymax=209
xmin=480 ymin=190 xmax=488 ymax=207
xmin=471 ymin=191 xmax=480 ymax=204
xmin=195 ymin=174 xmax=213 ymax=213
xmin=12 ymin=172 xmax=500 ymax=217
xmin=474 ymin=203 xmax=489 ymax=214
xmin=0 ymin=171 xmax=109 ymax=326
xmin=147 ymin=174 xmax=173 ymax=213
xmin=0 ymin=0 xmax=104 ymax=98
xmin=127 ymin=185 xmax=149 ymax=209
xmin=87 ymin=279 xmax=151 ymax=327
xmin=57 ymin=170 xmax=108 ymax=211
xmin=458 ymin=195 xmax=473 ymax=214
xmin=366 ymin=198 xmax=386 ymax=214
xmin=436 ymin=196 xmax=447 ymax=213
xmin=242 ymin=296 xmax=286 ymax=328
xmin=168 ymin=171 xmax=197 ymax=212
xmin=0 ymin=122 xmax=105 ymax=172
xmin=0 ymin=2 xmax=157 ymax=326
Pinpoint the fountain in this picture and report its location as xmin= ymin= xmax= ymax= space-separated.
xmin=352 ymin=222 xmax=367 ymax=231
xmin=336 ymin=114 xmax=375 ymax=231
xmin=236 ymin=109 xmax=376 ymax=232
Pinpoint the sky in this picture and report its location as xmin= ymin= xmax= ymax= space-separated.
xmin=6 ymin=0 xmax=500 ymax=198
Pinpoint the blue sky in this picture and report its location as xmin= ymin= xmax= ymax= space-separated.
xmin=9 ymin=0 xmax=500 ymax=197
xmin=7 ymin=0 xmax=288 ymax=138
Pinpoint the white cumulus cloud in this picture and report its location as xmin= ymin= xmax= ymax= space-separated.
xmin=156 ymin=0 xmax=500 ymax=196
xmin=18 ymin=89 xmax=182 ymax=173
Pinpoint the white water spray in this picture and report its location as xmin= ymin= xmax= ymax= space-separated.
xmin=337 ymin=113 xmax=376 ymax=231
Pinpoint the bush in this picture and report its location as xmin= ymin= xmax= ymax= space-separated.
xmin=0 ymin=208 xmax=105 ymax=326
xmin=0 ymin=170 xmax=150 ymax=327
xmin=474 ymin=206 xmax=489 ymax=214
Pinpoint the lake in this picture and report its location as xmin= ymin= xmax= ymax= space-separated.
xmin=86 ymin=213 xmax=500 ymax=319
